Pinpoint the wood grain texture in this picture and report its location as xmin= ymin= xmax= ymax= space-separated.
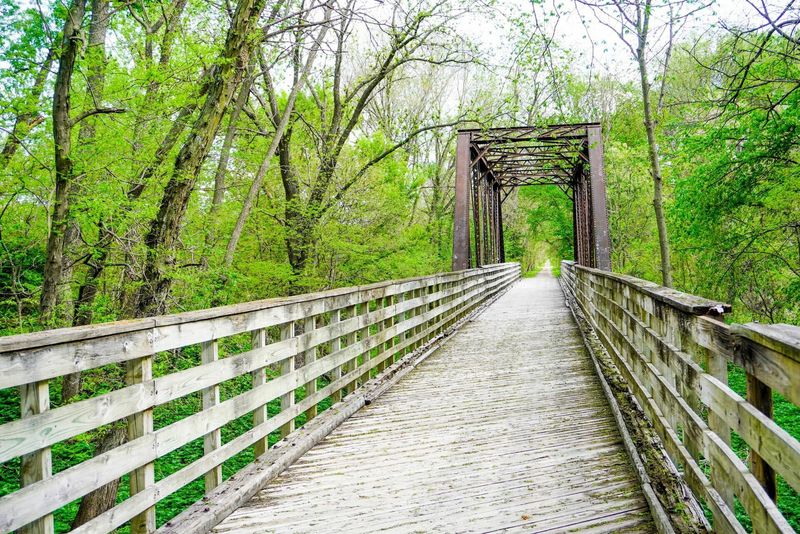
xmin=212 ymin=268 xmax=654 ymax=534
xmin=0 ymin=264 xmax=519 ymax=534
xmin=561 ymin=260 xmax=799 ymax=533
xmin=0 ymin=265 xmax=515 ymax=389
xmin=18 ymin=380 xmax=54 ymax=534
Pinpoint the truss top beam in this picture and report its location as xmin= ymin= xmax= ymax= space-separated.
xmin=460 ymin=124 xmax=597 ymax=192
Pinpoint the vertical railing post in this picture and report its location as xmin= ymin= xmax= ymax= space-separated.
xmin=303 ymin=316 xmax=317 ymax=422
xmin=359 ymin=302 xmax=371 ymax=386
xmin=386 ymin=295 xmax=398 ymax=367
xmin=702 ymin=315 xmax=735 ymax=511
xmin=706 ymin=349 xmax=731 ymax=447
xmin=430 ymin=283 xmax=438 ymax=341
xmin=664 ymin=310 xmax=701 ymax=461
xmin=19 ymin=380 xmax=54 ymax=534
xmin=747 ymin=372 xmax=777 ymax=500
xmin=279 ymin=321 xmax=295 ymax=439
xmin=251 ymin=328 xmax=268 ymax=457
xmin=459 ymin=275 xmax=469 ymax=320
xmin=394 ymin=292 xmax=405 ymax=363
xmin=331 ymin=309 xmax=343 ymax=403
xmin=400 ymin=291 xmax=409 ymax=357
xmin=412 ymin=289 xmax=422 ymax=350
xmin=440 ymin=282 xmax=450 ymax=330
xmin=432 ymin=282 xmax=442 ymax=335
xmin=201 ymin=340 xmax=222 ymax=490
xmin=371 ymin=298 xmax=381 ymax=373
xmin=343 ymin=305 xmax=358 ymax=395
xmin=385 ymin=295 xmax=396 ymax=365
xmin=127 ymin=354 xmax=155 ymax=533
xmin=377 ymin=296 xmax=388 ymax=372
xmin=735 ymin=323 xmax=782 ymax=503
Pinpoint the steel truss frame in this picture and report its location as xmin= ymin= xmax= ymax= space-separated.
xmin=452 ymin=123 xmax=611 ymax=271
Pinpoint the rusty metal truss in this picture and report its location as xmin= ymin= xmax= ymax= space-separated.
xmin=452 ymin=123 xmax=611 ymax=271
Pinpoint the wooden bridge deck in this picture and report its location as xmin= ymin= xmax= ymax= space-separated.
xmin=213 ymin=267 xmax=654 ymax=533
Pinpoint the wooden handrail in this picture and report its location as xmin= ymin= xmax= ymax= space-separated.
xmin=561 ymin=260 xmax=800 ymax=534
xmin=0 ymin=263 xmax=520 ymax=534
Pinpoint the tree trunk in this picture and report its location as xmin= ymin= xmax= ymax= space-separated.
xmin=0 ymin=47 xmax=54 ymax=167
xmin=78 ymin=0 xmax=110 ymax=142
xmin=40 ymin=0 xmax=87 ymax=324
xmin=205 ymin=75 xmax=252 ymax=255
xmin=61 ymin=0 xmax=111 ymax=400
xmin=637 ymin=46 xmax=673 ymax=288
xmin=135 ymin=0 xmax=268 ymax=317
xmin=69 ymin=426 xmax=126 ymax=529
xmin=60 ymin=5 xmax=123 ymax=523
xmin=223 ymin=10 xmax=331 ymax=267
xmin=278 ymin=131 xmax=308 ymax=293
xmin=276 ymin=129 xmax=316 ymax=294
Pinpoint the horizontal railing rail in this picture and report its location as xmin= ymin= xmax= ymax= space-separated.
xmin=561 ymin=260 xmax=800 ymax=534
xmin=0 ymin=263 xmax=520 ymax=534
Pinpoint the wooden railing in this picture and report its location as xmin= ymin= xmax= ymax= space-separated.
xmin=0 ymin=263 xmax=520 ymax=534
xmin=561 ymin=260 xmax=800 ymax=534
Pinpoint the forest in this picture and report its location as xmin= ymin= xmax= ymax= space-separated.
xmin=1 ymin=0 xmax=798 ymax=331
xmin=0 ymin=0 xmax=799 ymax=531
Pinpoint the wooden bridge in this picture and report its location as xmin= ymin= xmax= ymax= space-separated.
xmin=1 ymin=261 xmax=799 ymax=534
xmin=1 ymin=124 xmax=799 ymax=533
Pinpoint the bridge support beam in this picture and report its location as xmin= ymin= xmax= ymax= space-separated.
xmin=452 ymin=132 xmax=471 ymax=271
xmin=587 ymin=125 xmax=611 ymax=271
xmin=496 ymin=183 xmax=505 ymax=262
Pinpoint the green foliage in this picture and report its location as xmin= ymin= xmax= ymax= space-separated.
xmin=666 ymin=34 xmax=800 ymax=324
xmin=1 ymin=0 xmax=799 ymax=530
xmin=503 ymin=185 xmax=574 ymax=272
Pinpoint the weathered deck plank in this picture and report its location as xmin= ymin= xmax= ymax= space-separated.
xmin=213 ymin=267 xmax=654 ymax=533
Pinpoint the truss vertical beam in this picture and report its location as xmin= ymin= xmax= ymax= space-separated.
xmin=497 ymin=185 xmax=505 ymax=262
xmin=472 ymin=164 xmax=482 ymax=268
xmin=482 ymin=176 xmax=490 ymax=264
xmin=490 ymin=181 xmax=502 ymax=263
xmin=587 ymin=125 xmax=611 ymax=271
xmin=574 ymin=167 xmax=591 ymax=266
xmin=572 ymin=164 xmax=581 ymax=266
xmin=452 ymin=132 xmax=471 ymax=271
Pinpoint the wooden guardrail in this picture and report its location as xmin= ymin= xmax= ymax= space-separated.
xmin=0 ymin=262 xmax=520 ymax=534
xmin=561 ymin=260 xmax=800 ymax=534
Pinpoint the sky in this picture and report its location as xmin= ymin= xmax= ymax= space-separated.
xmin=456 ymin=0 xmax=756 ymax=81
xmin=6 ymin=0 xmax=760 ymax=77
xmin=1 ymin=0 xmax=768 ymax=109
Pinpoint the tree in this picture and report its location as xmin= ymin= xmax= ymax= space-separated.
xmin=134 ymin=0 xmax=273 ymax=316
xmin=40 ymin=0 xmax=88 ymax=323
xmin=576 ymin=0 xmax=709 ymax=287
xmin=60 ymin=0 xmax=112 ymax=403
xmin=0 ymin=4 xmax=55 ymax=168
xmin=223 ymin=1 xmax=334 ymax=266
xmin=669 ymin=1 xmax=800 ymax=323
xmin=268 ymin=0 xmax=473 ymax=292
